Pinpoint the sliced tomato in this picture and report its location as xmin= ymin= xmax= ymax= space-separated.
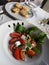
xmin=10 ymin=32 xmax=21 ymax=38
xmin=20 ymin=39 xmax=26 ymax=45
xmin=9 ymin=38 xmax=18 ymax=44
xmin=9 ymin=44 xmax=16 ymax=51
xmin=31 ymin=41 xmax=37 ymax=48
xmin=19 ymin=50 xmax=25 ymax=61
xmin=14 ymin=47 xmax=20 ymax=60
xmin=27 ymin=50 xmax=36 ymax=57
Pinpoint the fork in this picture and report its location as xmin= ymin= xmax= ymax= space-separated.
xmin=25 ymin=0 xmax=37 ymax=8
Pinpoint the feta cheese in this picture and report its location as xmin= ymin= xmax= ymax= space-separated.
xmin=32 ymin=44 xmax=35 ymax=47
xmin=15 ymin=41 xmax=21 ymax=47
xmin=21 ymin=35 xmax=26 ymax=40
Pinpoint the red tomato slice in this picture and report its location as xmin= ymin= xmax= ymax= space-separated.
xmin=19 ymin=50 xmax=25 ymax=61
xmin=20 ymin=39 xmax=26 ymax=45
xmin=14 ymin=47 xmax=20 ymax=60
xmin=9 ymin=38 xmax=18 ymax=44
xmin=9 ymin=44 xmax=16 ymax=51
xmin=10 ymin=32 xmax=21 ymax=38
xmin=27 ymin=50 xmax=36 ymax=57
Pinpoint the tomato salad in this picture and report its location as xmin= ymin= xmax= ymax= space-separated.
xmin=8 ymin=22 xmax=46 ymax=61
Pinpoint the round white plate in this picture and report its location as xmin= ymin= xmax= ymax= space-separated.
xmin=0 ymin=20 xmax=49 ymax=65
xmin=5 ymin=2 xmax=33 ymax=20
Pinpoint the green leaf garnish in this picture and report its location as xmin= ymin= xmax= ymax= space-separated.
xmin=32 ymin=47 xmax=41 ymax=54
xmin=26 ymin=47 xmax=29 ymax=51
xmin=13 ymin=23 xmax=26 ymax=34
xmin=27 ymin=42 xmax=32 ymax=48
xmin=35 ymin=32 xmax=47 ymax=44
xmin=26 ymin=26 xmax=38 ymax=35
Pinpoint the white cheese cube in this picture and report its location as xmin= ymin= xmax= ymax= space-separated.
xmin=21 ymin=35 xmax=26 ymax=40
xmin=32 ymin=44 xmax=35 ymax=47
xmin=15 ymin=41 xmax=21 ymax=47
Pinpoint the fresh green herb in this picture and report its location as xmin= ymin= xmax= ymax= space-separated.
xmin=13 ymin=23 xmax=20 ymax=32
xmin=26 ymin=47 xmax=29 ymax=51
xmin=27 ymin=42 xmax=32 ymax=48
xmin=29 ymin=26 xmax=38 ymax=31
xmin=38 ymin=32 xmax=46 ymax=38
xmin=13 ymin=23 xmax=26 ymax=34
xmin=26 ymin=26 xmax=38 ymax=35
xmin=32 ymin=47 xmax=41 ymax=54
xmin=29 ymin=30 xmax=34 ymax=36
xmin=17 ymin=25 xmax=26 ymax=34
xmin=35 ymin=32 xmax=47 ymax=44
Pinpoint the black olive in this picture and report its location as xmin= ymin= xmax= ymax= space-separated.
xmin=8 ymin=25 xmax=10 ymax=27
xmin=22 ymin=22 xmax=24 ymax=25
xmin=13 ymin=23 xmax=15 ymax=26
xmin=17 ymin=22 xmax=19 ymax=25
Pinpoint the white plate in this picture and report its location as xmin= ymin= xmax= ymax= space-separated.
xmin=0 ymin=20 xmax=48 ymax=65
xmin=5 ymin=2 xmax=33 ymax=20
xmin=0 ymin=20 xmax=42 ymax=65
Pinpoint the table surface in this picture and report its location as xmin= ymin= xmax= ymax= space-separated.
xmin=0 ymin=2 xmax=49 ymax=65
